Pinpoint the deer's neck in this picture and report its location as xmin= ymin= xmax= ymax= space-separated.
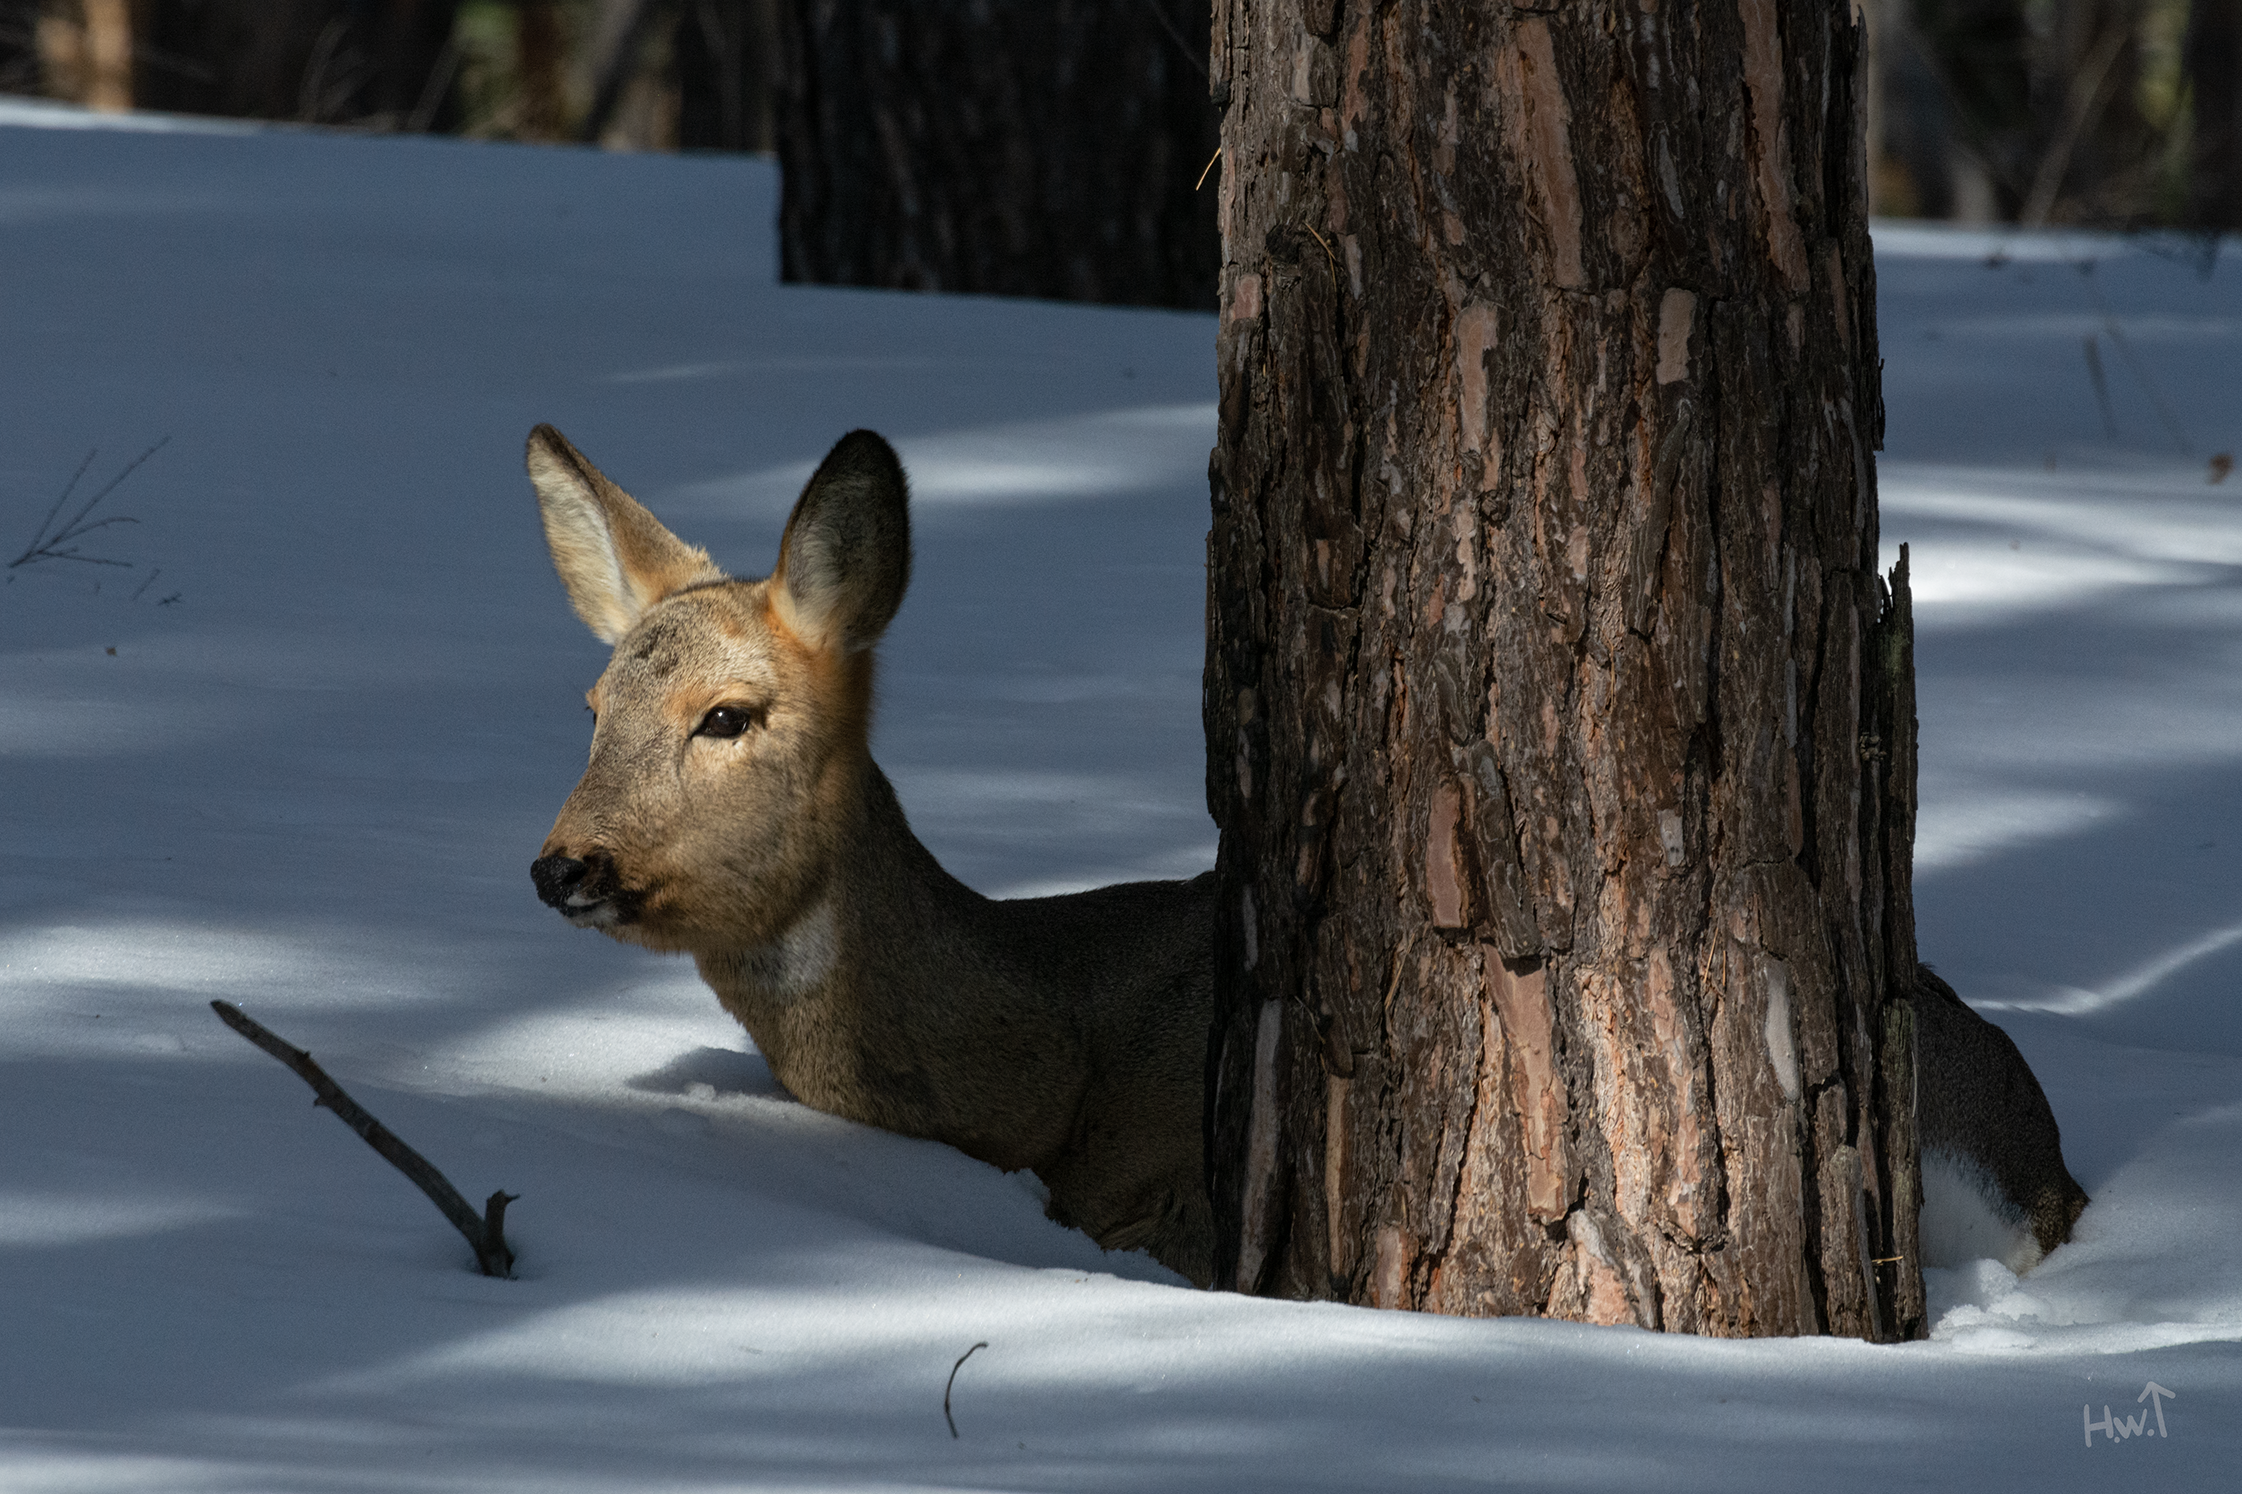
xmin=694 ymin=760 xmax=985 ymax=1057
xmin=695 ymin=760 xmax=1121 ymax=1176
xmin=713 ymin=890 xmax=841 ymax=1004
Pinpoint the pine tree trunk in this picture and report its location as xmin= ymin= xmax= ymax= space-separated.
xmin=774 ymin=0 xmax=1220 ymax=310
xmin=1204 ymin=0 xmax=1925 ymax=1341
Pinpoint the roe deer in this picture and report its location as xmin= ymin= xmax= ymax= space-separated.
xmin=524 ymin=424 xmax=1216 ymax=1285
xmin=523 ymin=424 xmax=2085 ymax=1294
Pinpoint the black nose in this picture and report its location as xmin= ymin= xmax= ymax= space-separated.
xmin=531 ymin=854 xmax=588 ymax=909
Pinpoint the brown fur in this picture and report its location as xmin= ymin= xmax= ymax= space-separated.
xmin=526 ymin=425 xmax=1214 ymax=1284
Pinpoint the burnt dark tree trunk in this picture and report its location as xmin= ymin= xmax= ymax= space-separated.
xmin=2188 ymin=0 xmax=2242 ymax=230
xmin=1204 ymin=1 xmax=1924 ymax=1340
xmin=515 ymin=0 xmax=568 ymax=140
xmin=1881 ymin=0 xmax=2032 ymax=219
xmin=774 ymin=0 xmax=1220 ymax=310
xmin=0 ymin=5 xmax=38 ymax=97
xmin=676 ymin=0 xmax=778 ymax=153
xmin=136 ymin=0 xmax=459 ymax=129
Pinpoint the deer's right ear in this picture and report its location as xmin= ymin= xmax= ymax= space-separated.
xmin=526 ymin=424 xmax=722 ymax=644
xmin=772 ymin=430 xmax=912 ymax=654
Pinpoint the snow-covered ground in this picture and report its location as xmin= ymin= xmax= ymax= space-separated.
xmin=3 ymin=99 xmax=2238 ymax=1489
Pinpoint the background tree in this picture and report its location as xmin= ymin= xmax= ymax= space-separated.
xmin=2185 ymin=0 xmax=2241 ymax=228
xmin=10 ymin=2 xmax=2219 ymax=234
xmin=133 ymin=0 xmax=461 ymax=128
xmin=1203 ymin=1 xmax=1924 ymax=1340
xmin=1861 ymin=0 xmax=2221 ymax=227
xmin=773 ymin=0 xmax=1220 ymax=310
xmin=2020 ymin=0 xmax=2153 ymax=225
xmin=579 ymin=0 xmax=777 ymax=151
xmin=1870 ymin=0 xmax=2032 ymax=220
xmin=0 ymin=0 xmax=465 ymax=128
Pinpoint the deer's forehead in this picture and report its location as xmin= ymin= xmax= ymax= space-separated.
xmin=600 ymin=585 xmax=791 ymax=695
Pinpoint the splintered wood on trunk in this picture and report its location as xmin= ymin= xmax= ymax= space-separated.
xmin=1204 ymin=0 xmax=1924 ymax=1340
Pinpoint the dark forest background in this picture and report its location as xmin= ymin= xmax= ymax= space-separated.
xmin=2 ymin=1 xmax=2237 ymax=311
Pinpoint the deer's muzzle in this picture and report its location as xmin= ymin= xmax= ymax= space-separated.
xmin=530 ymin=850 xmax=639 ymax=927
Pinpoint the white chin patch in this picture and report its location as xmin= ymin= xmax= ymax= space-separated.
xmin=1921 ymin=1147 xmax=2044 ymax=1275
xmin=565 ymin=900 xmax=619 ymax=929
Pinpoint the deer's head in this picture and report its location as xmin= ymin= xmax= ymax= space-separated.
xmin=524 ymin=425 xmax=910 ymax=955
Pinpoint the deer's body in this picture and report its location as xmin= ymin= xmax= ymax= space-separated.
xmin=523 ymin=423 xmax=2083 ymax=1297
xmin=697 ymin=766 xmax=1217 ymax=1271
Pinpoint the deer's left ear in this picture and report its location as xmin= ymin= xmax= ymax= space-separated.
xmin=772 ymin=430 xmax=912 ymax=654
xmin=526 ymin=424 xmax=723 ymax=644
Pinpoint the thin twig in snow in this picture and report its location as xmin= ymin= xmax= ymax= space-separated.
xmin=2082 ymin=336 xmax=2119 ymax=440
xmin=9 ymin=438 xmax=168 ymax=570
xmin=944 ymin=1341 xmax=989 ymax=1438
xmin=210 ymin=1000 xmax=518 ymax=1278
xmin=2093 ymin=314 xmax=2192 ymax=455
xmin=2072 ymin=264 xmax=2193 ymax=455
xmin=17 ymin=450 xmax=98 ymax=564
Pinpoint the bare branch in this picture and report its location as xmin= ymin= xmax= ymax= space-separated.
xmin=10 ymin=438 xmax=166 ymax=571
xmin=2021 ymin=27 xmax=2130 ymax=229
xmin=52 ymin=437 xmax=169 ymax=546
xmin=8 ymin=450 xmax=95 ymax=569
xmin=210 ymin=1000 xmax=517 ymax=1277
xmin=943 ymin=1341 xmax=989 ymax=1438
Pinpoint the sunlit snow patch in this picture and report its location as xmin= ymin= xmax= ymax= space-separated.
xmin=664 ymin=403 xmax=1216 ymax=517
xmin=0 ymin=97 xmax=254 ymax=134
xmin=1913 ymin=786 xmax=2121 ymax=872
xmin=1972 ymin=917 xmax=2242 ymax=1016
xmin=0 ymin=1191 xmax=243 ymax=1247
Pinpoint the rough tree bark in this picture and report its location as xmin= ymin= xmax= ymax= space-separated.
xmin=774 ymin=0 xmax=1220 ymax=310
xmin=1203 ymin=1 xmax=1924 ymax=1341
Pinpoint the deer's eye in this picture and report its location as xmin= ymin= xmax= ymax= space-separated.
xmin=696 ymin=705 xmax=757 ymax=739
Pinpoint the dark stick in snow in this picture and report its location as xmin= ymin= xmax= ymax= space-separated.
xmin=943 ymin=1341 xmax=988 ymax=1438
xmin=210 ymin=999 xmax=517 ymax=1277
